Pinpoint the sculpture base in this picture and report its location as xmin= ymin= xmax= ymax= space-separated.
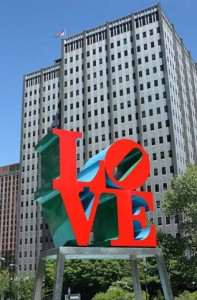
xmin=33 ymin=247 xmax=173 ymax=300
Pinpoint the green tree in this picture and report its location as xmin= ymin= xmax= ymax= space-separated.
xmin=0 ymin=269 xmax=9 ymax=297
xmin=12 ymin=276 xmax=35 ymax=300
xmin=160 ymin=165 xmax=197 ymax=294
xmin=43 ymin=258 xmax=165 ymax=300
xmin=62 ymin=259 xmax=125 ymax=299
xmin=91 ymin=287 xmax=135 ymax=300
xmin=110 ymin=277 xmax=133 ymax=292
xmin=175 ymin=291 xmax=197 ymax=300
xmin=138 ymin=258 xmax=163 ymax=300
xmin=162 ymin=165 xmax=197 ymax=252
xmin=43 ymin=260 xmax=56 ymax=298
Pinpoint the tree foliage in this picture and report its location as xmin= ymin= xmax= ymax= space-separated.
xmin=174 ymin=291 xmax=197 ymax=300
xmin=160 ymin=165 xmax=197 ymax=294
xmin=162 ymin=165 xmax=197 ymax=242
xmin=0 ymin=269 xmax=9 ymax=297
xmin=0 ymin=269 xmax=34 ymax=300
xmin=162 ymin=164 xmax=197 ymax=261
xmin=62 ymin=259 xmax=127 ymax=299
xmin=43 ymin=258 xmax=166 ymax=300
xmin=91 ymin=287 xmax=135 ymax=300
xmin=12 ymin=276 xmax=35 ymax=300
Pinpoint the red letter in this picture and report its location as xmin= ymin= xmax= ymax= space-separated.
xmin=52 ymin=129 xmax=105 ymax=246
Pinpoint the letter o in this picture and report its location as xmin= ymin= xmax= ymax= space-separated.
xmin=105 ymin=139 xmax=150 ymax=190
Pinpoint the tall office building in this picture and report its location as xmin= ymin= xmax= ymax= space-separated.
xmin=16 ymin=62 xmax=61 ymax=273
xmin=16 ymin=3 xmax=197 ymax=275
xmin=0 ymin=163 xmax=19 ymax=263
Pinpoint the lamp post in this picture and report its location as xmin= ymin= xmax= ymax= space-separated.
xmin=10 ymin=263 xmax=19 ymax=274
xmin=191 ymin=281 xmax=196 ymax=291
xmin=9 ymin=264 xmax=19 ymax=300
xmin=68 ymin=287 xmax=71 ymax=300
xmin=144 ymin=267 xmax=148 ymax=300
xmin=9 ymin=273 xmax=14 ymax=300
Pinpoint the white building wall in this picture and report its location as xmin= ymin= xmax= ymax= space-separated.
xmin=17 ymin=4 xmax=197 ymax=275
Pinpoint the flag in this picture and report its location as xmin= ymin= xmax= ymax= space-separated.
xmin=55 ymin=30 xmax=65 ymax=38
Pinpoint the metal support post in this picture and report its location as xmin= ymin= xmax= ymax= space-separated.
xmin=52 ymin=247 xmax=65 ymax=300
xmin=130 ymin=255 xmax=142 ymax=300
xmin=33 ymin=255 xmax=46 ymax=300
xmin=155 ymin=252 xmax=173 ymax=300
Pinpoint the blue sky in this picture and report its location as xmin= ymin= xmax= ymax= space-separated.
xmin=0 ymin=0 xmax=197 ymax=166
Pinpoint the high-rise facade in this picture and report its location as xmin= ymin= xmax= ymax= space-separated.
xmin=16 ymin=62 xmax=61 ymax=273
xmin=16 ymin=3 xmax=197 ymax=275
xmin=0 ymin=163 xmax=19 ymax=263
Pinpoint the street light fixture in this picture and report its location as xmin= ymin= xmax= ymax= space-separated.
xmin=0 ymin=257 xmax=5 ymax=268
xmin=10 ymin=263 xmax=19 ymax=273
xmin=9 ymin=264 xmax=19 ymax=300
xmin=10 ymin=263 xmax=19 ymax=268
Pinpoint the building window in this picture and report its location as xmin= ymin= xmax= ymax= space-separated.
xmin=150 ymin=123 xmax=154 ymax=130
xmin=155 ymin=184 xmax=159 ymax=192
xmin=154 ymin=80 xmax=158 ymax=87
xmin=160 ymin=151 xmax=165 ymax=159
xmin=154 ymin=168 xmax=158 ymax=176
xmin=153 ymin=153 xmax=157 ymax=160
xmin=166 ymin=217 xmax=170 ymax=224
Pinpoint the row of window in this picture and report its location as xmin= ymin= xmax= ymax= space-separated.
xmin=66 ymin=41 xmax=161 ymax=67
xmin=18 ymin=263 xmax=36 ymax=272
xmin=64 ymin=104 xmax=168 ymax=124
xmin=65 ymin=27 xmax=160 ymax=64
xmin=64 ymin=78 xmax=166 ymax=100
xmin=64 ymin=15 xmax=160 ymax=54
xmin=24 ymin=104 xmax=57 ymax=117
xmin=20 ymin=209 xmax=42 ymax=219
xmin=64 ymin=51 xmax=163 ymax=76
xmin=19 ymin=235 xmax=51 ymax=245
xmin=63 ymin=93 xmax=166 ymax=116
xmin=19 ymin=223 xmax=48 ymax=231
xmin=1 ymin=238 xmax=15 ymax=243
xmin=25 ymin=70 xmax=59 ymax=87
xmin=63 ymin=119 xmax=170 ymax=137
xmin=23 ymin=114 xmax=58 ymax=128
xmin=135 ymin=11 xmax=159 ymax=28
xmin=147 ymin=177 xmax=174 ymax=193
xmin=65 ymin=21 xmax=132 ymax=53
xmin=155 ymin=215 xmax=179 ymax=226
xmin=144 ymin=135 xmax=171 ymax=146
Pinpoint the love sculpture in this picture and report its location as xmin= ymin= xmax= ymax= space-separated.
xmin=33 ymin=129 xmax=173 ymax=300
xmin=35 ymin=129 xmax=156 ymax=247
